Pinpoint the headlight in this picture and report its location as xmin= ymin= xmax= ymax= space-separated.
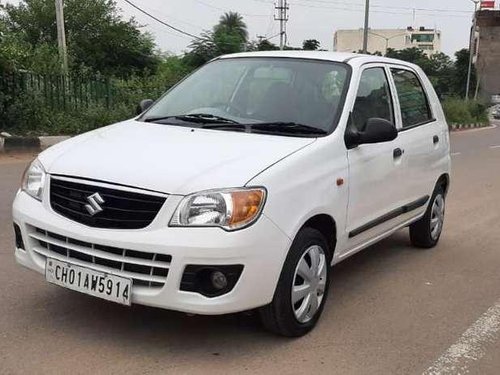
xmin=170 ymin=188 xmax=266 ymax=231
xmin=21 ymin=159 xmax=46 ymax=201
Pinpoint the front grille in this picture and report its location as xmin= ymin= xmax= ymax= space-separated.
xmin=50 ymin=178 xmax=167 ymax=229
xmin=29 ymin=227 xmax=171 ymax=288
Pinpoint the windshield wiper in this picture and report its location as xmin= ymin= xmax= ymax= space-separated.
xmin=249 ymin=122 xmax=327 ymax=135
xmin=201 ymin=122 xmax=327 ymax=136
xmin=143 ymin=114 xmax=240 ymax=124
xmin=200 ymin=123 xmax=247 ymax=131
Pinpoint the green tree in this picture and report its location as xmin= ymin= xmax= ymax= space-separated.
xmin=1 ymin=0 xmax=159 ymax=76
xmin=385 ymin=47 xmax=432 ymax=71
xmin=427 ymin=52 xmax=454 ymax=98
xmin=185 ymin=12 xmax=248 ymax=68
xmin=302 ymin=39 xmax=320 ymax=50
xmin=255 ymin=39 xmax=279 ymax=51
xmin=453 ymin=48 xmax=476 ymax=98
xmin=214 ymin=12 xmax=248 ymax=42
xmin=357 ymin=49 xmax=383 ymax=56
xmin=384 ymin=48 xmax=460 ymax=98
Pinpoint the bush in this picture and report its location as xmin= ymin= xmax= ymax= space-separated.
xmin=442 ymin=98 xmax=489 ymax=124
xmin=0 ymin=91 xmax=134 ymax=136
xmin=0 ymin=56 xmax=194 ymax=136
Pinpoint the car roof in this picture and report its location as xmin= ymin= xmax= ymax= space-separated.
xmin=216 ymin=51 xmax=420 ymax=71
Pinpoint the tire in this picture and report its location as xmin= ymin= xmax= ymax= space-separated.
xmin=259 ymin=227 xmax=332 ymax=337
xmin=409 ymin=185 xmax=446 ymax=248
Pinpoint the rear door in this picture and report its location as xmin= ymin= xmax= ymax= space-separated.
xmin=387 ymin=66 xmax=445 ymax=212
xmin=344 ymin=65 xmax=406 ymax=250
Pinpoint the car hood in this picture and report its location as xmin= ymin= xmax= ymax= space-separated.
xmin=40 ymin=120 xmax=315 ymax=195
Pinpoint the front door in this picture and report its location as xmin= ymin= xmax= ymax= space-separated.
xmin=344 ymin=65 xmax=406 ymax=251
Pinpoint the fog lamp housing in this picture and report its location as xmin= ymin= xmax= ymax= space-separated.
xmin=180 ymin=265 xmax=244 ymax=297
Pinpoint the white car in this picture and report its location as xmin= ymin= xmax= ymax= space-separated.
xmin=13 ymin=51 xmax=450 ymax=337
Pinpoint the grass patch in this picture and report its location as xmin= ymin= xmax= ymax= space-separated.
xmin=442 ymin=98 xmax=489 ymax=125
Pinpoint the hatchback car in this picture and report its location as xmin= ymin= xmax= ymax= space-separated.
xmin=13 ymin=51 xmax=450 ymax=337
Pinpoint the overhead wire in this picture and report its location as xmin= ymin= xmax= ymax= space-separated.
xmin=122 ymin=0 xmax=201 ymax=39
xmin=288 ymin=1 xmax=472 ymax=18
xmin=122 ymin=0 xmax=276 ymax=49
xmin=295 ymin=0 xmax=472 ymax=14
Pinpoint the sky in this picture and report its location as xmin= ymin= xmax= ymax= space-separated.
xmin=115 ymin=0 xmax=481 ymax=57
xmin=6 ymin=0 xmax=489 ymax=57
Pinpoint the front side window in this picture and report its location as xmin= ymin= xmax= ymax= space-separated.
xmin=142 ymin=58 xmax=350 ymax=135
xmin=391 ymin=69 xmax=433 ymax=128
xmin=351 ymin=67 xmax=394 ymax=132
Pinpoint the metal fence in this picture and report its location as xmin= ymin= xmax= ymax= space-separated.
xmin=0 ymin=71 xmax=113 ymax=110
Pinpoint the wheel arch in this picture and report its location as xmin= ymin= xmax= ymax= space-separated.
xmin=436 ymin=173 xmax=450 ymax=196
xmin=299 ymin=214 xmax=337 ymax=259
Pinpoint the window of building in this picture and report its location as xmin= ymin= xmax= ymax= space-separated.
xmin=411 ymin=34 xmax=435 ymax=43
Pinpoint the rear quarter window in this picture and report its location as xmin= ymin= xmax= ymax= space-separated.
xmin=391 ymin=69 xmax=433 ymax=128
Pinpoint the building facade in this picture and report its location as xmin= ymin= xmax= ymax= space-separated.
xmin=475 ymin=10 xmax=500 ymax=100
xmin=333 ymin=27 xmax=441 ymax=56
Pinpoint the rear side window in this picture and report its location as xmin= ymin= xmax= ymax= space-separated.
xmin=351 ymin=68 xmax=394 ymax=132
xmin=391 ymin=69 xmax=433 ymax=128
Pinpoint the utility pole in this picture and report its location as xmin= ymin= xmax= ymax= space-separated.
xmin=55 ymin=0 xmax=68 ymax=74
xmin=466 ymin=0 xmax=480 ymax=101
xmin=362 ymin=0 xmax=370 ymax=53
xmin=275 ymin=0 xmax=289 ymax=50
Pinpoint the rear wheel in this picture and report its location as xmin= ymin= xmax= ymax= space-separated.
xmin=259 ymin=228 xmax=331 ymax=337
xmin=409 ymin=186 xmax=446 ymax=248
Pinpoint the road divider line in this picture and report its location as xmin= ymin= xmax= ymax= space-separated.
xmin=451 ymin=152 xmax=461 ymax=156
xmin=490 ymin=145 xmax=500 ymax=149
xmin=423 ymin=299 xmax=500 ymax=375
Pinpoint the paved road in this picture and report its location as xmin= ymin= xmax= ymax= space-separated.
xmin=1 ymin=125 xmax=500 ymax=375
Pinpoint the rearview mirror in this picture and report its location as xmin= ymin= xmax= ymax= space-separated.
xmin=346 ymin=118 xmax=397 ymax=148
xmin=136 ymin=99 xmax=154 ymax=115
xmin=359 ymin=118 xmax=398 ymax=144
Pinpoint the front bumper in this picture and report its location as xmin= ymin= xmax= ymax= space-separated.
xmin=12 ymin=190 xmax=291 ymax=315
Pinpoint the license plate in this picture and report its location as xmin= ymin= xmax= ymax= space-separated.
xmin=45 ymin=258 xmax=132 ymax=306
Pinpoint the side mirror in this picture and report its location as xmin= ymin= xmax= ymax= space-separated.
xmin=346 ymin=118 xmax=397 ymax=148
xmin=136 ymin=99 xmax=154 ymax=115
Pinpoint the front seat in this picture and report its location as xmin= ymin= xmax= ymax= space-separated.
xmin=255 ymin=82 xmax=300 ymax=123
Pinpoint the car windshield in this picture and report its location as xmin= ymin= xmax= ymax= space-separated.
xmin=141 ymin=57 xmax=350 ymax=135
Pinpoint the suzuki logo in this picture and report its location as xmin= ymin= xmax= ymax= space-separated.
xmin=84 ymin=192 xmax=105 ymax=216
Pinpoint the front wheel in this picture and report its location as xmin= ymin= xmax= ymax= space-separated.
xmin=410 ymin=186 xmax=446 ymax=248
xmin=259 ymin=228 xmax=331 ymax=337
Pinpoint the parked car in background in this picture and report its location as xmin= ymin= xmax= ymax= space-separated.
xmin=493 ymin=107 xmax=500 ymax=119
xmin=13 ymin=51 xmax=451 ymax=337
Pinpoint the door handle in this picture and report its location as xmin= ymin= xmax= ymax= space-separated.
xmin=393 ymin=148 xmax=404 ymax=158
xmin=433 ymin=135 xmax=439 ymax=144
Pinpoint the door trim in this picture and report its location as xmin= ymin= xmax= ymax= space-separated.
xmin=348 ymin=195 xmax=430 ymax=238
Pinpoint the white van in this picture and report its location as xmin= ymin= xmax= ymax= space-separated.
xmin=13 ymin=52 xmax=450 ymax=337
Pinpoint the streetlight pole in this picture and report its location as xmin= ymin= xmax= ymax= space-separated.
xmin=466 ymin=0 xmax=480 ymax=101
xmin=362 ymin=0 xmax=370 ymax=53
xmin=368 ymin=31 xmax=408 ymax=55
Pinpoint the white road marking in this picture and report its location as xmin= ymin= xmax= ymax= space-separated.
xmin=423 ymin=299 xmax=500 ymax=375
xmin=451 ymin=152 xmax=461 ymax=156
xmin=490 ymin=145 xmax=500 ymax=149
